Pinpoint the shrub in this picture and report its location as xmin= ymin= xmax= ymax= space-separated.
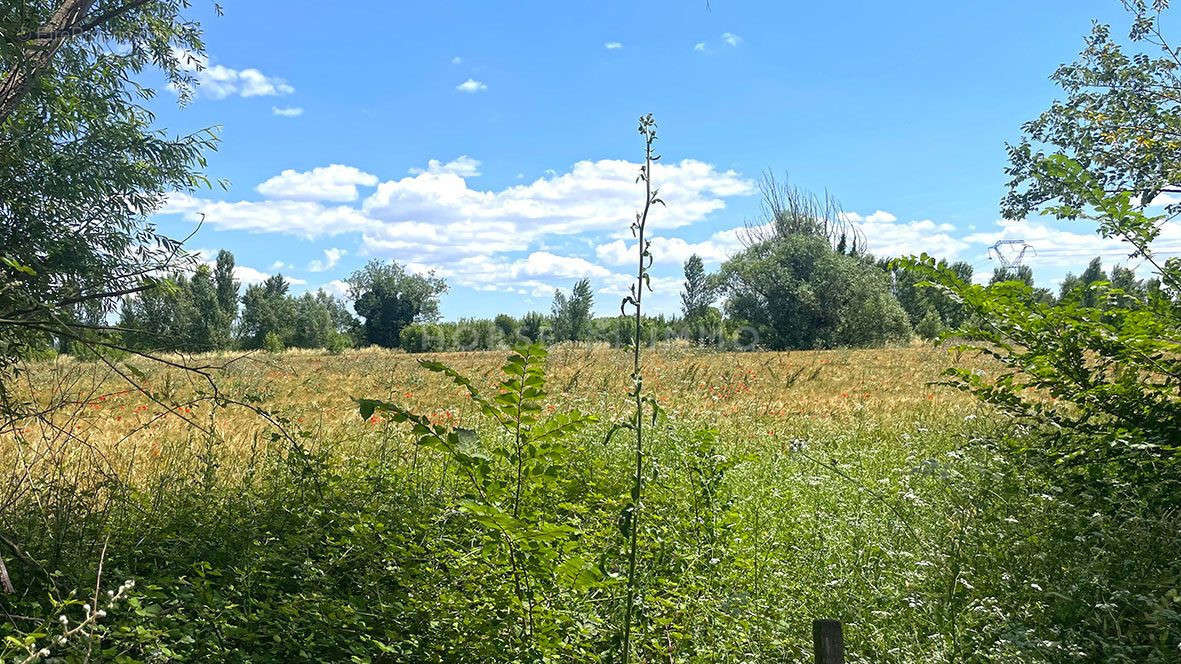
xmin=717 ymin=234 xmax=911 ymax=349
xmin=914 ymin=308 xmax=944 ymax=340
xmin=262 ymin=330 xmax=284 ymax=353
xmin=454 ymin=318 xmax=502 ymax=351
xmin=399 ymin=322 xmax=455 ymax=353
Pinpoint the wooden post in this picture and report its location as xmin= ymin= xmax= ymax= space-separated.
xmin=812 ymin=619 xmax=844 ymax=664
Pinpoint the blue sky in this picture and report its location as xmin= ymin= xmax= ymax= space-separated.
xmin=151 ymin=0 xmax=1173 ymax=318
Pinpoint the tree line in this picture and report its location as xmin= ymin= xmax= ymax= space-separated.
xmin=105 ymin=223 xmax=1160 ymax=356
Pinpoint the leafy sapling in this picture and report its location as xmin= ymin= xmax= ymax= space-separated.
xmin=356 ymin=342 xmax=598 ymax=655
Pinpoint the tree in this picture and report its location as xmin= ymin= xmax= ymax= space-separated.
xmin=742 ymin=173 xmax=864 ymax=253
xmin=907 ymin=1 xmax=1181 ymax=478
xmin=494 ymin=313 xmax=519 ymax=343
xmin=347 ymin=260 xmax=447 ymax=348
xmin=519 ymin=311 xmax=547 ymax=343
xmin=717 ymin=233 xmax=910 ymax=350
xmin=0 ymin=0 xmax=219 ymax=371
xmin=1110 ymin=264 xmax=1143 ymax=296
xmin=549 ymin=279 xmax=594 ymax=343
xmin=550 ymin=289 xmax=570 ymax=342
xmin=990 ymin=265 xmax=1034 ymax=287
xmin=213 ymin=250 xmax=240 ymax=344
xmin=239 ymin=275 xmax=296 ymax=350
xmin=567 ymin=279 xmax=594 ymax=341
xmin=290 ymin=291 xmax=335 ymax=349
xmin=680 ymin=254 xmax=711 ymax=319
xmin=186 ymin=264 xmax=223 ymax=351
xmin=681 ymin=254 xmax=720 ymax=344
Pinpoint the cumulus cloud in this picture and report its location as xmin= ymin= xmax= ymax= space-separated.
xmin=835 ymin=209 xmax=970 ymax=259
xmin=428 ymin=251 xmax=615 ymax=298
xmin=272 ymin=106 xmax=303 ymax=117
xmin=163 ymin=193 xmax=381 ymax=239
xmin=172 ymin=49 xmax=294 ymax=99
xmin=408 ymin=155 xmax=481 ymax=177
xmin=596 ymin=228 xmax=746 ymax=267
xmin=841 ymin=210 xmax=897 ymax=224
xmin=308 ymin=248 xmax=347 ymax=272
xmin=721 ymin=32 xmax=742 ymax=46
xmin=456 ymin=78 xmax=487 ymax=93
xmin=217 ymin=264 xmax=305 ymax=286
xmin=962 ymin=218 xmax=1181 ymax=269
xmin=160 ymin=156 xmax=753 ymax=305
xmin=604 ymin=41 xmax=623 ymax=50
xmin=358 ymin=157 xmax=752 ymax=257
xmin=256 ymin=165 xmax=379 ymax=202
xmin=693 ymin=42 xmax=706 ymax=52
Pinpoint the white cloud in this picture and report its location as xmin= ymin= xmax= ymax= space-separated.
xmin=308 ymin=248 xmax=346 ymax=272
xmin=721 ymin=32 xmax=742 ymax=47
xmin=256 ymin=165 xmax=379 ymax=202
xmin=834 ymin=209 xmax=968 ymax=259
xmin=272 ymin=106 xmax=303 ymax=117
xmin=359 ymin=158 xmax=752 ymax=258
xmin=456 ymin=78 xmax=487 ymax=93
xmin=226 ymin=265 xmax=305 ymax=286
xmin=269 ymin=260 xmax=292 ymax=271
xmin=427 ymin=252 xmax=614 ymax=298
xmin=172 ymin=49 xmax=294 ymax=100
xmin=408 ymin=155 xmax=482 ymax=177
xmin=451 ymin=56 xmax=463 ymax=64
xmin=161 ymin=156 xmax=753 ymax=303
xmin=841 ymin=210 xmax=897 ymax=224
xmin=163 ymin=194 xmax=381 ymax=240
xmin=596 ymin=228 xmax=746 ymax=267
xmin=962 ymin=218 xmax=1181 ymax=270
xmin=693 ymin=42 xmax=706 ymax=52
xmin=604 ymin=41 xmax=623 ymax=50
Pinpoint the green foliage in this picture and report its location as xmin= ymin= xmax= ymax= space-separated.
xmin=240 ymin=275 xmax=297 ymax=350
xmin=262 ymin=330 xmax=284 ymax=354
xmin=550 ymin=278 xmax=595 ymax=343
xmin=892 ymin=259 xmax=973 ymax=331
xmin=518 ymin=311 xmax=548 ymax=343
xmin=900 ymin=3 xmax=1181 ymax=482
xmin=399 ymin=322 xmax=453 ymax=353
xmin=718 ymin=234 xmax=911 ymax=349
xmin=348 ymin=260 xmax=448 ymax=349
xmin=356 ymin=343 xmax=599 ymax=657
xmin=990 ymin=264 xmax=1034 ymax=287
xmin=494 ymin=313 xmax=520 ymax=343
xmin=454 ymin=318 xmax=503 ymax=351
xmin=0 ymin=0 xmax=219 ymax=371
xmin=681 ymin=254 xmax=723 ymax=345
xmin=914 ymin=308 xmax=944 ymax=340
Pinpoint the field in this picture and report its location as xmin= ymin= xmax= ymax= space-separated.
xmin=1 ymin=345 xmax=1175 ymax=662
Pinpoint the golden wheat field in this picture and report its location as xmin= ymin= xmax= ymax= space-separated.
xmin=3 ymin=343 xmax=989 ymax=486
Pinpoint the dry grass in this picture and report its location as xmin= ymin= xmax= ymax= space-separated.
xmin=2 ymin=343 xmax=987 ymax=489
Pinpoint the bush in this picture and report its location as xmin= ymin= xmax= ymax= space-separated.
xmin=914 ymin=308 xmax=944 ymax=340
xmin=325 ymin=330 xmax=352 ymax=354
xmin=262 ymin=330 xmax=284 ymax=353
xmin=399 ymin=322 xmax=455 ymax=353
xmin=454 ymin=318 xmax=502 ymax=351
xmin=717 ymin=234 xmax=911 ymax=349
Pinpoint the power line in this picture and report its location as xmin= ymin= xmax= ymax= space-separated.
xmin=987 ymin=239 xmax=1035 ymax=269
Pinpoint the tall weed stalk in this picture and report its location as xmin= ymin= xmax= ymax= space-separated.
xmin=618 ymin=113 xmax=663 ymax=662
